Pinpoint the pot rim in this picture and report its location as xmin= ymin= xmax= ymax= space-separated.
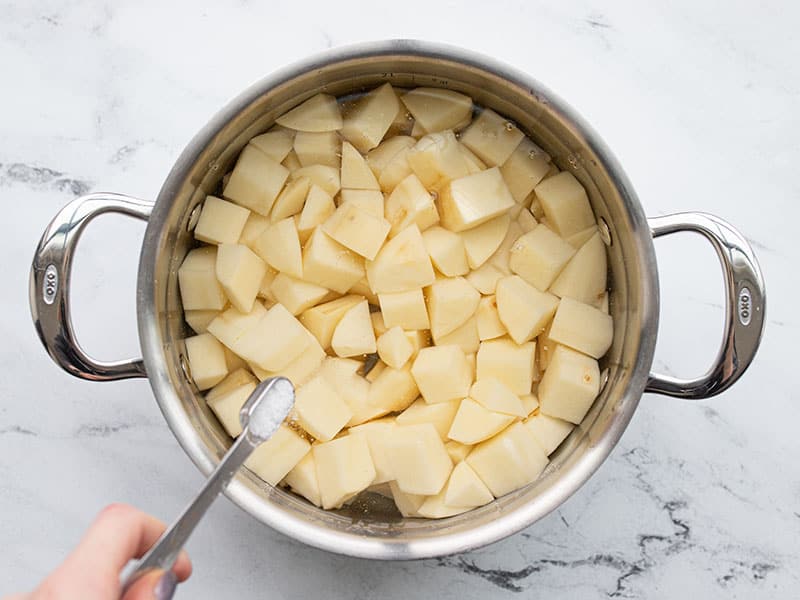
xmin=137 ymin=39 xmax=659 ymax=559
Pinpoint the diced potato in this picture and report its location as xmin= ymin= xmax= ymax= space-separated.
xmin=185 ymin=333 xmax=228 ymax=391
xmin=476 ymin=337 xmax=535 ymax=395
xmin=341 ymin=83 xmax=400 ymax=153
xmin=538 ymin=345 xmax=600 ymax=424
xmin=537 ymin=320 xmax=556 ymax=371
xmin=239 ymin=212 xmax=271 ymax=250
xmin=476 ymin=296 xmax=506 ymax=340
xmin=376 ymin=326 xmax=414 ymax=369
xmin=433 ymin=315 xmax=479 ymax=354
xmin=294 ymin=131 xmax=340 ymax=168
xmin=400 ymin=88 xmax=473 ymax=133
xmin=297 ymin=184 xmax=336 ymax=243
xmin=421 ymin=226 xmax=469 ymax=277
xmin=411 ymin=345 xmax=472 ymax=404
xmin=396 ymin=398 xmax=460 ymax=440
xmin=249 ymin=130 xmax=294 ymax=163
xmin=340 ymin=141 xmax=380 ymax=190
xmin=565 ymin=225 xmax=598 ymax=249
xmin=495 ymin=275 xmax=559 ymax=344
xmin=416 ymin=489 xmax=471 ymax=519
xmin=378 ymin=146 xmax=414 ymax=193
xmin=270 ymin=176 xmax=311 ymax=222
xmin=517 ymin=208 xmax=538 ymax=233
xmin=319 ymin=357 xmax=378 ymax=426
xmin=549 ymin=232 xmax=607 ymax=305
xmin=520 ymin=393 xmax=540 ymax=417
xmin=206 ymin=370 xmax=257 ymax=436
xmin=460 ymin=213 xmax=511 ymax=269
xmin=206 ymin=302 xmax=267 ymax=351
xmin=223 ymin=145 xmax=289 ymax=215
xmin=291 ymin=164 xmax=340 ymax=196
xmin=284 ymin=452 xmax=322 ymax=506
xmin=178 ymin=247 xmax=227 ymax=311
xmin=339 ymin=189 xmax=384 ymax=218
xmin=500 ymin=138 xmax=551 ymax=203
xmin=524 ymin=413 xmax=573 ymax=455
xmin=366 ymin=136 xmax=416 ymax=180
xmin=366 ymin=225 xmax=435 ymax=294
xmin=388 ymin=93 xmax=413 ymax=138
xmin=251 ymin=327 xmax=326 ymax=388
xmin=465 ymin=262 xmax=504 ymax=295
xmin=384 ymin=173 xmax=439 ymax=236
xmin=294 ymin=374 xmax=352 ymax=441
xmin=257 ymin=267 xmax=277 ymax=302
xmin=282 ymin=149 xmax=302 ymax=172
xmin=223 ymin=346 xmax=246 ymax=372
xmin=548 ymin=297 xmax=613 ymax=358
xmin=470 ymin=378 xmax=526 ymax=417
xmin=348 ymin=418 xmax=396 ymax=484
xmin=370 ymin=311 xmax=388 ymax=337
xmin=184 ymin=309 xmax=220 ymax=334
xmin=302 ymin=227 xmax=365 ymax=294
xmin=194 ymin=196 xmax=250 ymax=245
xmin=389 ymin=480 xmax=425 ymax=517
xmin=410 ymin=120 xmax=426 ymax=138
xmin=313 ymin=433 xmax=376 ymax=509
xmin=466 ymin=421 xmax=548 ymax=497
xmin=367 ymin=364 xmax=419 ymax=413
xmin=254 ymin=217 xmax=303 ymax=279
xmin=378 ymin=289 xmax=430 ymax=330
xmin=270 ymin=273 xmax=331 ymax=315
xmin=534 ymin=172 xmax=595 ymax=238
xmin=459 ymin=143 xmax=487 ymax=174
xmin=246 ymin=425 xmax=311 ymax=485
xmin=445 ymin=441 xmax=473 ymax=463
xmin=406 ymin=131 xmax=470 ymax=189
xmin=509 ymin=224 xmax=575 ymax=291
xmin=447 ymin=398 xmax=515 ymax=445
xmin=331 ymin=300 xmax=377 ymax=357
xmin=488 ymin=220 xmax=524 ymax=275
xmin=322 ymin=201 xmax=391 ymax=260
xmin=444 ymin=461 xmax=494 ymax=508
xmin=216 ymin=244 xmax=267 ymax=313
xmin=275 ymin=93 xmax=343 ymax=132
xmin=460 ymin=108 xmax=524 ymax=167
xmin=439 ymin=167 xmax=515 ymax=232
xmin=232 ymin=303 xmax=310 ymax=371
xmin=425 ymin=277 xmax=480 ymax=339
xmin=387 ymin=423 xmax=453 ymax=495
xmin=299 ymin=294 xmax=364 ymax=349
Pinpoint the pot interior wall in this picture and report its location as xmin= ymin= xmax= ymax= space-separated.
xmin=146 ymin=49 xmax=653 ymax=543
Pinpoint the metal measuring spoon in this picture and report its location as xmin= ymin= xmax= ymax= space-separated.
xmin=121 ymin=376 xmax=295 ymax=592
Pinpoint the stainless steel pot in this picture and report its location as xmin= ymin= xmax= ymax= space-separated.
xmin=29 ymin=40 xmax=766 ymax=560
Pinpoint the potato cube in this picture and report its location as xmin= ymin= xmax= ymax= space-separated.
xmin=297 ymin=184 xmax=336 ymax=243
xmin=538 ymin=345 xmax=600 ymax=424
xmin=509 ymin=224 xmax=576 ymax=291
xmin=239 ymin=212 xmax=271 ymax=250
xmin=565 ymin=226 xmax=597 ymax=249
xmin=378 ymin=289 xmax=430 ymax=330
xmin=400 ymin=88 xmax=473 ymax=133
xmin=396 ymin=398 xmax=460 ymax=440
xmin=406 ymin=131 xmax=470 ymax=189
xmin=249 ymin=130 xmax=294 ymax=163
xmin=284 ymin=452 xmax=322 ymax=506
xmin=339 ymin=189 xmax=384 ymax=218
xmin=185 ymin=333 xmax=228 ymax=391
xmin=377 ymin=326 xmax=414 ymax=369
xmin=367 ymin=364 xmax=419 ymax=413
xmin=537 ymin=320 xmax=556 ymax=371
xmin=223 ymin=145 xmax=289 ymax=215
xmin=500 ymin=138 xmax=551 ymax=203
xmin=470 ymin=378 xmax=526 ymax=417
xmin=322 ymin=201 xmax=390 ymax=260
xmin=549 ymin=232 xmax=607 ymax=306
xmin=184 ymin=309 xmax=221 ymax=334
xmin=447 ymin=398 xmax=515 ymax=445
xmin=520 ymin=393 xmax=540 ymax=417
xmin=426 ymin=277 xmax=480 ymax=339
xmin=302 ymin=227 xmax=365 ymax=293
xmin=445 ymin=441 xmax=473 ymax=463
xmin=411 ymin=345 xmax=472 ymax=404
xmin=246 ymin=425 xmax=311 ymax=485
xmin=460 ymin=213 xmax=511 ymax=269
xmin=341 ymin=141 xmax=380 ymax=190
xmin=495 ymin=275 xmax=559 ymax=344
xmin=205 ymin=369 xmax=257 ymax=437
xmin=404 ymin=329 xmax=431 ymax=357
xmin=282 ymin=149 xmax=302 ymax=172
xmin=534 ymin=172 xmax=595 ymax=238
xmin=416 ymin=489 xmax=471 ymax=519
xmin=465 ymin=262 xmax=504 ymax=295
xmin=389 ymin=480 xmax=425 ymax=517
xmin=293 ymin=131 xmax=340 ymax=168
xmin=524 ymin=413 xmax=573 ymax=455
xmin=330 ymin=300 xmax=376 ymax=358
xmin=476 ymin=337 xmax=535 ymax=395
xmin=269 ymin=273 xmax=330 ymax=316
xmin=444 ymin=461 xmax=494 ymax=508
xmin=459 ymin=143 xmax=487 ymax=174
xmin=291 ymin=164 xmax=340 ymax=196
xmin=548 ymin=297 xmax=613 ymax=358
xmin=421 ymin=226 xmax=469 ymax=276
xmin=275 ymin=93 xmax=342 ymax=132
xmin=488 ymin=220 xmax=524 ymax=275
xmin=387 ymin=423 xmax=453 ymax=495
xmin=206 ymin=302 xmax=267 ymax=351
xmin=178 ymin=247 xmax=227 ymax=310
xmin=222 ymin=346 xmax=246 ymax=372
xmin=460 ymin=108 xmax=524 ymax=167
xmin=377 ymin=146 xmax=414 ymax=193
xmin=257 ymin=267 xmax=277 ymax=303
xmin=366 ymin=136 xmax=416 ymax=180
xmin=370 ymin=311 xmax=388 ymax=337
xmin=410 ymin=120 xmax=426 ymax=138
xmin=318 ymin=357 xmax=377 ymax=426
xmin=270 ymin=176 xmax=311 ymax=222
xmin=433 ymin=315 xmax=479 ymax=354
xmin=194 ymin=196 xmax=250 ymax=245
xmin=476 ymin=296 xmax=506 ymax=340
xmin=254 ymin=217 xmax=303 ymax=279
xmin=366 ymin=225 xmax=435 ymax=294
xmin=215 ymin=244 xmax=267 ymax=313
xmin=466 ymin=421 xmax=548 ymax=497
xmin=341 ymin=83 xmax=400 ymax=153
xmin=384 ymin=173 xmax=439 ymax=236
xmin=439 ymin=167 xmax=515 ymax=232
xmin=293 ymin=374 xmax=352 ymax=441
xmin=313 ymin=433 xmax=376 ymax=509
xmin=250 ymin=327 xmax=326 ymax=388
xmin=232 ymin=303 xmax=309 ymax=371
xmin=517 ymin=208 xmax=538 ymax=233
xmin=349 ymin=418 xmax=396 ymax=484
xmin=299 ymin=294 xmax=364 ymax=349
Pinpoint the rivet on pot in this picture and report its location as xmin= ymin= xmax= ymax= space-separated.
xmin=599 ymin=368 xmax=610 ymax=394
xmin=567 ymin=153 xmax=579 ymax=169
xmin=179 ymin=353 xmax=192 ymax=382
xmin=186 ymin=203 xmax=202 ymax=232
xmin=598 ymin=217 xmax=612 ymax=246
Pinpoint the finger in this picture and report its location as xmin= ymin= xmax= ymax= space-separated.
xmin=173 ymin=549 xmax=193 ymax=582
xmin=122 ymin=569 xmax=178 ymax=600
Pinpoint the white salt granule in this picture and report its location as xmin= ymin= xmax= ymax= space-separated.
xmin=247 ymin=377 xmax=295 ymax=439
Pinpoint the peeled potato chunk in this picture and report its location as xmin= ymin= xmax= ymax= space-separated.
xmin=271 ymin=176 xmax=311 ymax=222
xmin=206 ymin=369 xmax=257 ymax=437
xmin=341 ymin=83 xmax=400 ymax=153
xmin=524 ymin=413 xmax=574 ymax=455
xmin=331 ymin=300 xmax=376 ymax=358
xmin=302 ymin=227 xmax=365 ymax=294
xmin=254 ymin=217 xmax=303 ymax=279
xmin=250 ymin=322 xmax=326 ymax=388
xmin=460 ymin=213 xmax=511 ymax=269
xmin=319 ymin=357 xmax=377 ymax=427
xmin=433 ymin=314 xmax=479 ymax=354
xmin=294 ymin=374 xmax=352 ymax=442
xmin=476 ymin=295 xmax=506 ymax=340
xmin=547 ymin=297 xmax=613 ymax=359
xmin=422 ymin=226 xmax=469 ymax=276
xmin=322 ymin=201 xmax=391 ymax=260
xmin=284 ymin=452 xmax=322 ymax=507
xmin=366 ymin=136 xmax=416 ymax=180
xmin=339 ymin=189 xmax=384 ymax=218
xmin=366 ymin=225 xmax=435 ymax=294
xmin=426 ymin=277 xmax=480 ymax=339
xmin=299 ymin=294 xmax=363 ymax=350
xmin=232 ymin=303 xmax=310 ymax=371
xmin=460 ymin=108 xmax=524 ymax=167
xmin=470 ymin=378 xmax=526 ymax=417
xmin=246 ymin=425 xmax=310 ymax=486
xmin=293 ymin=131 xmax=340 ymax=168
xmin=275 ymin=93 xmax=343 ymax=132
xmin=439 ymin=167 xmax=515 ymax=232
xmin=368 ymin=364 xmax=419 ymax=414
xmin=185 ymin=333 xmax=228 ymax=391
xmin=495 ymin=275 xmax=559 ymax=344
xmin=215 ymin=244 xmax=266 ymax=313
xmin=406 ymin=131 xmax=470 ymax=189
xmin=538 ymin=345 xmax=600 ymax=424
xmin=194 ymin=196 xmax=250 ymax=245
xmin=500 ymin=138 xmax=551 ymax=203
xmin=517 ymin=208 xmax=538 ymax=233
xmin=376 ymin=326 xmax=414 ymax=369
xmin=466 ymin=262 xmax=504 ymax=295
xmin=223 ymin=145 xmax=289 ymax=215
xmin=291 ymin=164 xmax=340 ymax=197
xmin=184 ymin=309 xmax=220 ymax=334
xmin=269 ymin=273 xmax=330 ymax=316
xmin=400 ymin=87 xmax=473 ymax=133
xmin=476 ymin=337 xmax=536 ymax=395
xmin=313 ymin=433 xmax=376 ymax=509
xmin=384 ymin=173 xmax=439 ymax=236
xmin=411 ymin=345 xmax=472 ymax=404
xmin=178 ymin=247 xmax=227 ymax=311
xmin=389 ymin=480 xmax=425 ymax=517
xmin=206 ymin=302 xmax=266 ymax=352
xmin=445 ymin=441 xmax=472 ymax=463
xmin=387 ymin=423 xmax=453 ymax=495
xmin=239 ymin=212 xmax=271 ymax=250
xmin=549 ymin=232 xmax=607 ymax=305
xmin=509 ymin=224 xmax=576 ymax=291
xmin=534 ymin=171 xmax=596 ymax=238
xmin=341 ymin=141 xmax=380 ymax=190
xmin=348 ymin=418 xmax=396 ymax=484
xmin=297 ymin=184 xmax=336 ymax=243
xmin=444 ymin=461 xmax=494 ymax=508
xmin=249 ymin=130 xmax=294 ymax=163
xmin=396 ymin=398 xmax=460 ymax=440
xmin=417 ymin=488 xmax=471 ymax=519
xmin=447 ymin=398 xmax=515 ymax=445
xmin=378 ymin=288 xmax=430 ymax=330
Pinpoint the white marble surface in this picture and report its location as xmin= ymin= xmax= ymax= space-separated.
xmin=1 ymin=1 xmax=797 ymax=597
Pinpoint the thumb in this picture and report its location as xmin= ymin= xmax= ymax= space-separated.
xmin=122 ymin=569 xmax=178 ymax=600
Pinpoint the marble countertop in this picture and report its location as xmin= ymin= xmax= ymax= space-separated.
xmin=1 ymin=1 xmax=797 ymax=598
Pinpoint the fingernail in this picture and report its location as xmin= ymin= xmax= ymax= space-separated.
xmin=154 ymin=570 xmax=178 ymax=600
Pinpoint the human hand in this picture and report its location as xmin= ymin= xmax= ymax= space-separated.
xmin=5 ymin=504 xmax=192 ymax=600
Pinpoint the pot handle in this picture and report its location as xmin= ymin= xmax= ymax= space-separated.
xmin=645 ymin=212 xmax=766 ymax=399
xmin=29 ymin=192 xmax=153 ymax=381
